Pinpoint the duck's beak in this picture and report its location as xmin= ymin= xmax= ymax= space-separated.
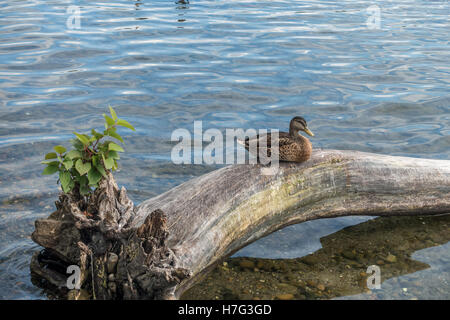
xmin=304 ymin=127 xmax=314 ymax=137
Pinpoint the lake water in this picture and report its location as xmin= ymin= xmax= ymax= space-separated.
xmin=0 ymin=0 xmax=449 ymax=299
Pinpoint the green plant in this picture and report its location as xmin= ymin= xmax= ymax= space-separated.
xmin=41 ymin=106 xmax=135 ymax=195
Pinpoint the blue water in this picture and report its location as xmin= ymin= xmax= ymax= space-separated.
xmin=0 ymin=0 xmax=449 ymax=299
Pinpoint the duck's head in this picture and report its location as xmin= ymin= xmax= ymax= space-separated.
xmin=290 ymin=116 xmax=314 ymax=137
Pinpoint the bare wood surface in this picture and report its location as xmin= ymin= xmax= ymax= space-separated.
xmin=31 ymin=149 xmax=450 ymax=299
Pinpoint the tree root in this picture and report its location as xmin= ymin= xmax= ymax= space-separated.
xmin=31 ymin=172 xmax=189 ymax=300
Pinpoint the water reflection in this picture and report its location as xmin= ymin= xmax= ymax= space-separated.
xmin=135 ymin=0 xmax=142 ymax=10
xmin=176 ymin=0 xmax=190 ymax=9
xmin=175 ymin=0 xmax=189 ymax=25
xmin=183 ymin=215 xmax=450 ymax=300
xmin=0 ymin=0 xmax=449 ymax=299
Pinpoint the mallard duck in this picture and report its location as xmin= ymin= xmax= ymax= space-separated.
xmin=239 ymin=116 xmax=314 ymax=163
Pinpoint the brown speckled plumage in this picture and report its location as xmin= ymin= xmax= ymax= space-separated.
xmin=242 ymin=116 xmax=314 ymax=163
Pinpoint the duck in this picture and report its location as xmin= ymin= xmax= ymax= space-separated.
xmin=239 ymin=116 xmax=314 ymax=163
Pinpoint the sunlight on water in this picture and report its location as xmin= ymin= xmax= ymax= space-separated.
xmin=0 ymin=0 xmax=448 ymax=299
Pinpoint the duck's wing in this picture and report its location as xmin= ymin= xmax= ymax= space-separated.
xmin=240 ymin=132 xmax=292 ymax=150
xmin=277 ymin=133 xmax=299 ymax=148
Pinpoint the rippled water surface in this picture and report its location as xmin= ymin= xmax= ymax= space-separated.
xmin=0 ymin=0 xmax=449 ymax=299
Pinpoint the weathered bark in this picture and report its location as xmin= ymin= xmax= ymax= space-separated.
xmin=31 ymin=171 xmax=189 ymax=300
xmin=30 ymin=149 xmax=450 ymax=299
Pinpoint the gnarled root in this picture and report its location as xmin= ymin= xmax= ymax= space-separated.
xmin=30 ymin=172 xmax=189 ymax=300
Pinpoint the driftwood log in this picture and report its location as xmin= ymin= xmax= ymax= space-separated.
xmin=30 ymin=149 xmax=450 ymax=299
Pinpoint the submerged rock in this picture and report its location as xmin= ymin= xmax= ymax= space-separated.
xmin=239 ymin=259 xmax=255 ymax=270
xmin=276 ymin=293 xmax=294 ymax=300
xmin=385 ymin=254 xmax=397 ymax=263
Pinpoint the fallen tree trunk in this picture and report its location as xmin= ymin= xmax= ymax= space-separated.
xmin=30 ymin=149 xmax=450 ymax=299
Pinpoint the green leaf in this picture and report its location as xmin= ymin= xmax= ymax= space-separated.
xmin=63 ymin=159 xmax=73 ymax=170
xmin=87 ymin=167 xmax=102 ymax=186
xmin=70 ymin=138 xmax=84 ymax=151
xmin=42 ymin=164 xmax=59 ymax=175
xmin=92 ymin=155 xmax=98 ymax=168
xmin=53 ymin=145 xmax=66 ymax=154
xmin=66 ymin=150 xmax=82 ymax=160
xmin=59 ymin=171 xmax=71 ymax=192
xmin=116 ymin=119 xmax=135 ymax=131
xmin=75 ymin=159 xmax=91 ymax=176
xmin=96 ymin=162 xmax=107 ymax=178
xmin=97 ymin=154 xmax=108 ymax=176
xmin=108 ymin=142 xmax=124 ymax=152
xmin=92 ymin=129 xmax=104 ymax=140
xmin=109 ymin=106 xmax=118 ymax=121
xmin=79 ymin=175 xmax=88 ymax=186
xmin=45 ymin=152 xmax=58 ymax=160
xmin=62 ymin=179 xmax=74 ymax=194
xmin=72 ymin=168 xmax=81 ymax=179
xmin=80 ymin=184 xmax=91 ymax=195
xmin=74 ymin=132 xmax=90 ymax=146
xmin=41 ymin=160 xmax=59 ymax=165
xmin=101 ymin=153 xmax=114 ymax=170
xmin=107 ymin=130 xmax=124 ymax=143
xmin=79 ymin=175 xmax=90 ymax=195
xmin=104 ymin=157 xmax=114 ymax=170
xmin=103 ymin=114 xmax=115 ymax=127
xmin=108 ymin=151 xmax=120 ymax=160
